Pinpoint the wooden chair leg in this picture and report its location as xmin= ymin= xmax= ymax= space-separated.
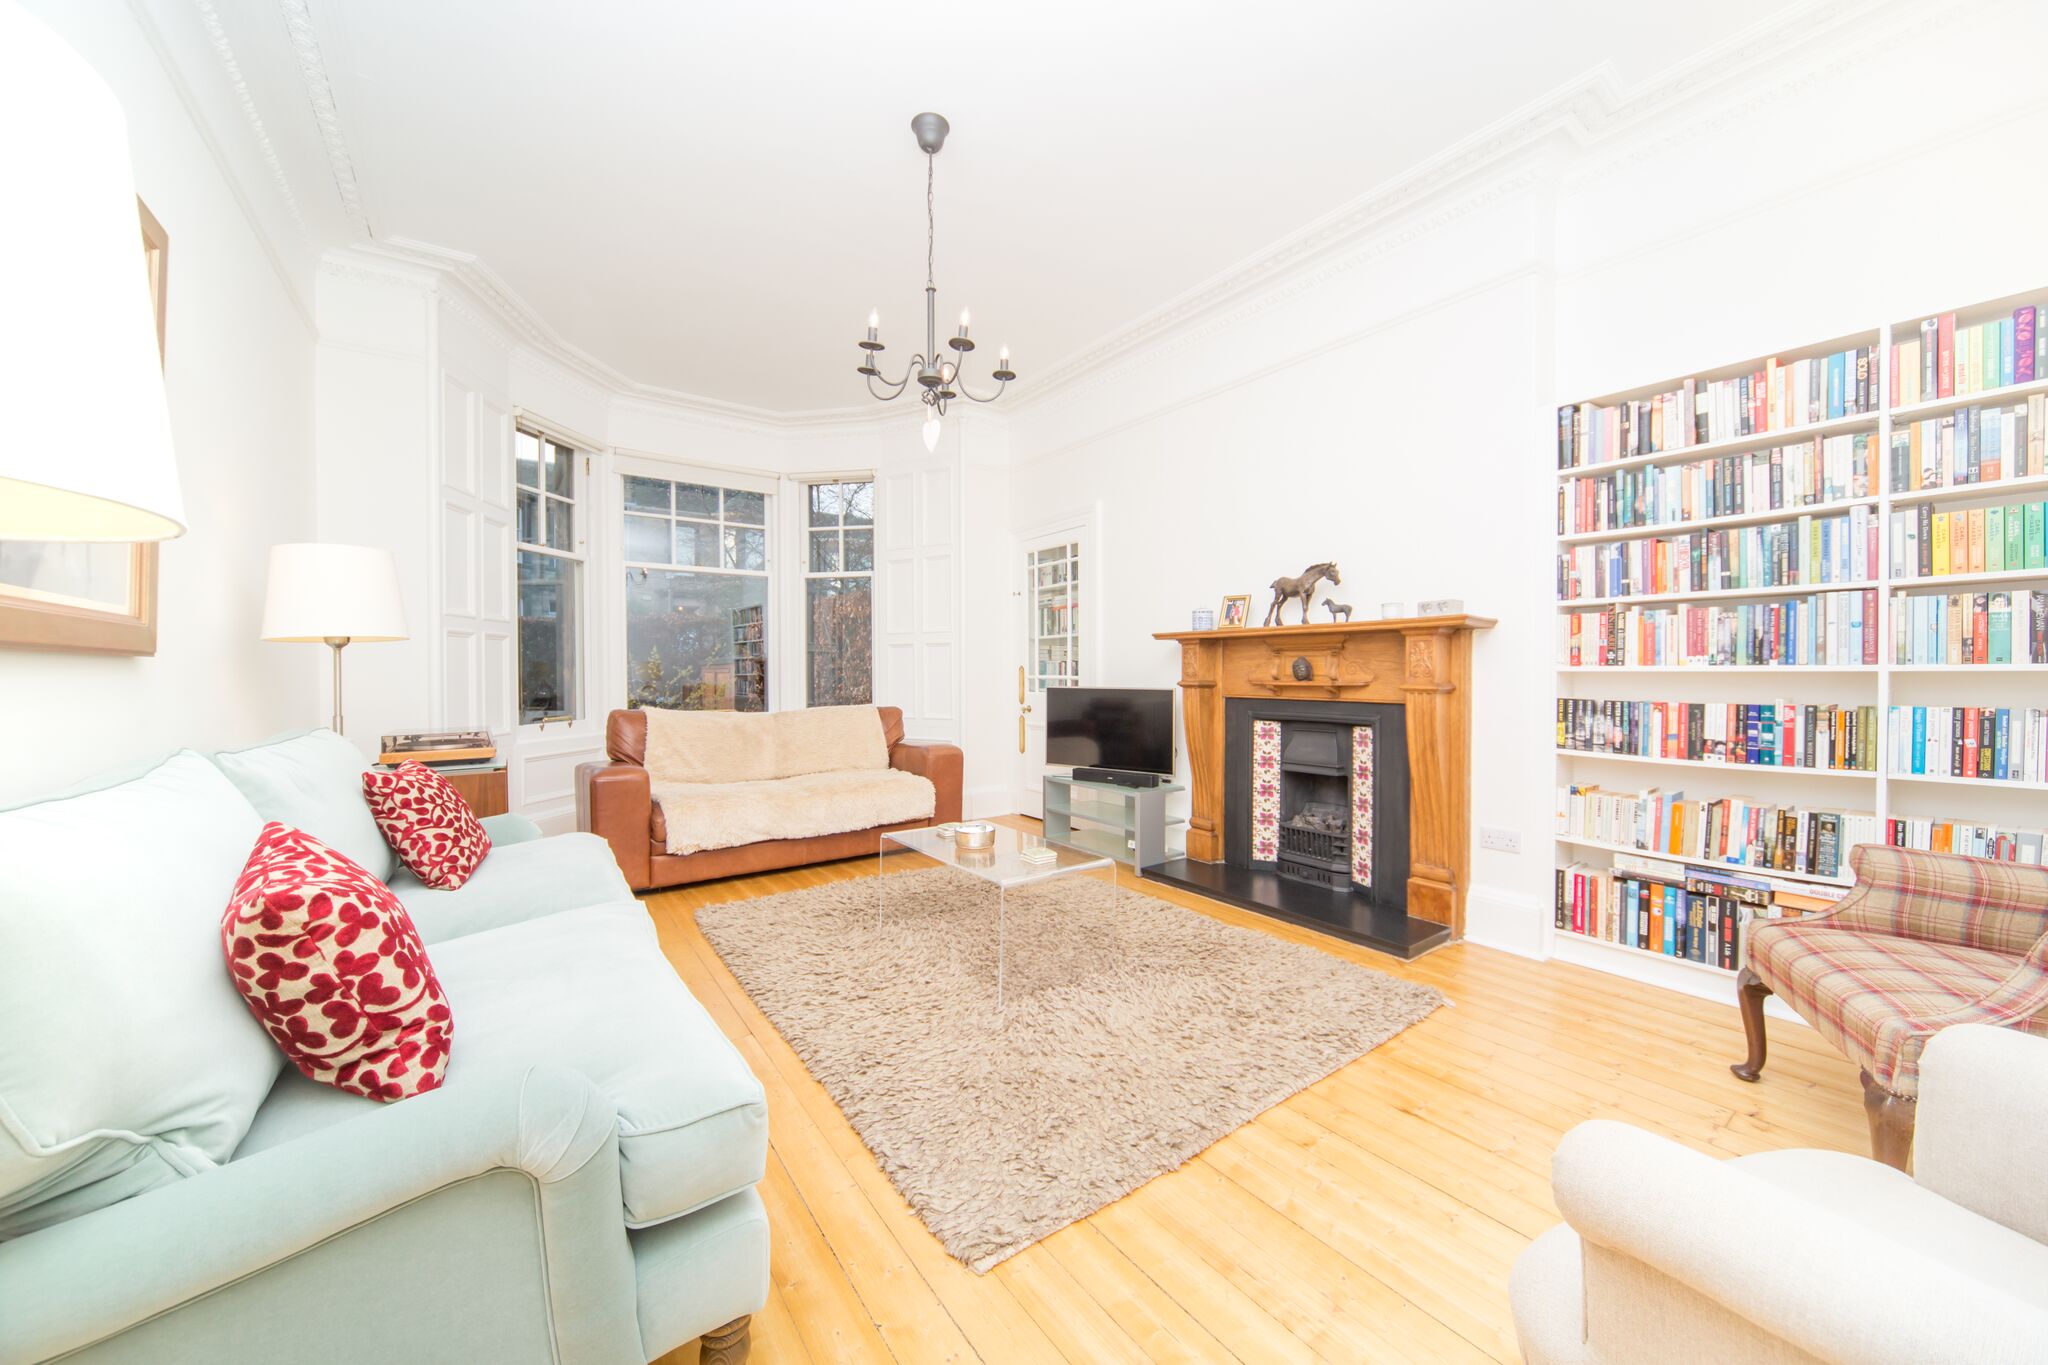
xmin=701 ymin=1316 xmax=752 ymax=1365
xmin=1860 ymin=1070 xmax=1917 ymax=1172
xmin=1730 ymin=966 xmax=1772 ymax=1081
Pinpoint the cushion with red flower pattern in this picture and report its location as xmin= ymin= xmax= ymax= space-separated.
xmin=361 ymin=760 xmax=492 ymax=890
xmin=221 ymin=823 xmax=453 ymax=1102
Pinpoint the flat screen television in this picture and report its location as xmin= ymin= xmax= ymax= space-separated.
xmin=1045 ymin=686 xmax=1175 ymax=775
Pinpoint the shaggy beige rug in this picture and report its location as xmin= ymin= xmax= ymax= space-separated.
xmin=695 ymin=866 xmax=1445 ymax=1271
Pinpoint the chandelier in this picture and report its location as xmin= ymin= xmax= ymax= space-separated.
xmin=858 ymin=112 xmax=1015 ymax=451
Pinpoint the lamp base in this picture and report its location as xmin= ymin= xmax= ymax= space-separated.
xmin=325 ymin=636 xmax=351 ymax=735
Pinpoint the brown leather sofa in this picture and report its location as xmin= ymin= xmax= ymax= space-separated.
xmin=576 ymin=705 xmax=964 ymax=891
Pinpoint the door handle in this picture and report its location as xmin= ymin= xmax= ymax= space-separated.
xmin=1021 ymin=704 xmax=1033 ymax=714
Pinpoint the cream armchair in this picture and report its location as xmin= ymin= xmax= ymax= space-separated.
xmin=1511 ymin=1025 xmax=2048 ymax=1365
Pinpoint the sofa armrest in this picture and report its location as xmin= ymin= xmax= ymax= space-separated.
xmin=0 ymin=1066 xmax=643 ymax=1365
xmin=1916 ymin=1024 xmax=2048 ymax=1244
xmin=480 ymin=811 xmax=545 ymax=845
xmin=1550 ymin=1118 xmax=2048 ymax=1364
xmin=578 ymin=759 xmax=653 ymax=890
xmin=891 ymin=740 xmax=963 ymax=824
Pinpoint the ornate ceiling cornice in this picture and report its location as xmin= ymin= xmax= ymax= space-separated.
xmin=214 ymin=0 xmax=1933 ymax=427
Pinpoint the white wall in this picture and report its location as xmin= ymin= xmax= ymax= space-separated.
xmin=995 ymin=0 xmax=2048 ymax=961
xmin=0 ymin=2 xmax=318 ymax=804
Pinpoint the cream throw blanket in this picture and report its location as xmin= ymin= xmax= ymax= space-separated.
xmin=643 ymin=706 xmax=935 ymax=855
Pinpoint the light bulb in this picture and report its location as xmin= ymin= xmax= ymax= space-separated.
xmin=960 ymin=308 xmax=971 ymax=327
xmin=1000 ymin=344 xmax=1010 ymax=363
xmin=869 ymin=309 xmax=879 ymax=329
xmin=921 ymin=409 xmax=942 ymax=452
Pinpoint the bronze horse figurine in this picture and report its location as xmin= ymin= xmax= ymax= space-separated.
xmin=1264 ymin=561 xmax=1340 ymax=626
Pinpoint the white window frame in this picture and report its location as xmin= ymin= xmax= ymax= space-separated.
xmin=613 ymin=454 xmax=780 ymax=713
xmin=513 ymin=423 xmax=588 ymax=731
xmin=796 ymin=474 xmax=878 ymax=708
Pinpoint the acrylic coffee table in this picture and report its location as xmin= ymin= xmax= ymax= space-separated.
xmin=877 ymin=824 xmax=1117 ymax=1008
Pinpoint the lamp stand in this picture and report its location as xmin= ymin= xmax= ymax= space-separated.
xmin=325 ymin=635 xmax=351 ymax=735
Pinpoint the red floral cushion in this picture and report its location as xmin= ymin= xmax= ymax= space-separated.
xmin=221 ymin=823 xmax=453 ymax=1102
xmin=361 ymin=761 xmax=492 ymax=890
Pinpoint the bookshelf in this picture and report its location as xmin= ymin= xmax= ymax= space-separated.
xmin=1554 ymin=290 xmax=2048 ymax=1005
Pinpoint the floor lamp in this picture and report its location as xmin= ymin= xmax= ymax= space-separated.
xmin=261 ymin=544 xmax=409 ymax=737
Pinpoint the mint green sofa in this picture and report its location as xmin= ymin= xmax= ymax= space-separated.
xmin=0 ymin=731 xmax=768 ymax=1364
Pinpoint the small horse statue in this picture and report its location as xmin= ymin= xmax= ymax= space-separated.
xmin=1324 ymin=600 xmax=1354 ymax=623
xmin=1264 ymin=561 xmax=1340 ymax=627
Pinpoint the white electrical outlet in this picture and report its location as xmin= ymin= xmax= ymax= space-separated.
xmin=1479 ymin=826 xmax=1521 ymax=854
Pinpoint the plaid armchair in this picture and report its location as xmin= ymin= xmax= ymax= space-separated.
xmin=1732 ymin=844 xmax=2048 ymax=1170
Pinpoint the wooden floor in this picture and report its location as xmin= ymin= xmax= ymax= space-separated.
xmin=645 ymin=822 xmax=1868 ymax=1365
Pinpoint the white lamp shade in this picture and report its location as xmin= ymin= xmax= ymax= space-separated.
xmin=261 ymin=544 xmax=409 ymax=642
xmin=0 ymin=2 xmax=184 ymax=542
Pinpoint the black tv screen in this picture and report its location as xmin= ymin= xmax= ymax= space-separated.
xmin=1045 ymin=687 xmax=1175 ymax=774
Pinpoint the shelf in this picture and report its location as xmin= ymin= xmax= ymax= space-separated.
xmin=1557 ymin=664 xmax=1877 ymax=674
xmin=1890 ymin=567 xmax=2048 ymax=591
xmin=1554 ymin=749 xmax=1875 ymax=779
xmin=1887 ymin=772 xmax=2048 ymax=793
xmin=1888 ymin=474 xmax=2048 ymax=508
xmin=1553 ymin=413 xmax=1879 ymax=482
xmin=1888 ymin=663 xmax=2048 ymax=673
xmin=1556 ymin=497 xmax=1880 ymax=547
xmin=1556 ymin=580 xmax=1880 ymax=609
xmin=1889 ymin=374 xmax=2048 ymax=421
xmin=1553 ymin=834 xmax=1855 ymax=888
xmin=1552 ymin=928 xmax=1735 ymax=977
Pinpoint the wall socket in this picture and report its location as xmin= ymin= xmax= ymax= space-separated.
xmin=1479 ymin=826 xmax=1521 ymax=854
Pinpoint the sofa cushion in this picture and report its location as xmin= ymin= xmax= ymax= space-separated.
xmin=362 ymin=761 xmax=492 ymax=890
xmin=390 ymin=831 xmax=631 ymax=944
xmin=652 ymin=767 xmax=935 ymax=856
xmin=642 ymin=705 xmax=887 ymax=785
xmin=235 ymin=902 xmax=767 ymax=1226
xmin=212 ymin=729 xmax=395 ymax=883
xmin=0 ymin=753 xmax=281 ymax=1238
xmin=223 ymin=824 xmax=454 ymax=1102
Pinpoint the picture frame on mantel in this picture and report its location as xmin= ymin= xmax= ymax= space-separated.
xmin=1218 ymin=594 xmax=1251 ymax=628
xmin=0 ymin=199 xmax=166 ymax=655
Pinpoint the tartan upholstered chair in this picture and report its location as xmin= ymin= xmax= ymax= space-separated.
xmin=1732 ymin=844 xmax=2048 ymax=1170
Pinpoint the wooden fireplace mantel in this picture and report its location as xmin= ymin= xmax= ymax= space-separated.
xmin=1153 ymin=614 xmax=1496 ymax=938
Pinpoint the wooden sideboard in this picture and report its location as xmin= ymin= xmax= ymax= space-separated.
xmin=1152 ymin=614 xmax=1495 ymax=938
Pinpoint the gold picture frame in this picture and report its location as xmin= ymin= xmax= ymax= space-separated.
xmin=1219 ymin=594 xmax=1251 ymax=628
xmin=0 ymin=199 xmax=166 ymax=656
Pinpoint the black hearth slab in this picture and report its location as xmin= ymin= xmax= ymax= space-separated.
xmin=1141 ymin=859 xmax=1452 ymax=960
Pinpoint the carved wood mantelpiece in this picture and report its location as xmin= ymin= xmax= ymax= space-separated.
xmin=1153 ymin=614 xmax=1495 ymax=938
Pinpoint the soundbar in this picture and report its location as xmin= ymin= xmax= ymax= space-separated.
xmin=1072 ymin=766 xmax=1163 ymax=789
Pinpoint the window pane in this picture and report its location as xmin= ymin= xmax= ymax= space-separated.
xmin=808 ymin=482 xmax=842 ymax=526
xmin=517 ymin=490 xmax=540 ymax=545
xmin=623 ymin=476 xmax=671 ymax=513
xmin=675 ymin=482 xmax=719 ymax=517
xmin=809 ymin=530 xmax=839 ymax=572
xmin=624 ymin=514 xmax=671 ymax=564
xmin=844 ymin=481 xmax=874 ymax=525
xmin=626 ymin=568 xmax=768 ymax=713
xmin=518 ymin=550 xmax=580 ymax=723
xmin=725 ymin=527 xmax=766 ymax=572
xmin=546 ymin=497 xmax=573 ymax=551
xmin=543 ymin=440 xmax=574 ymax=495
xmin=676 ymin=520 xmax=719 ymax=567
xmin=515 ymin=430 xmax=541 ymax=490
xmin=807 ymin=576 xmax=872 ymax=706
xmin=724 ymin=488 xmax=765 ymax=526
xmin=844 ymin=528 xmax=874 ymax=572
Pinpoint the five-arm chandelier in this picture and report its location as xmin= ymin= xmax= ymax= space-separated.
xmin=858 ymin=112 xmax=1015 ymax=451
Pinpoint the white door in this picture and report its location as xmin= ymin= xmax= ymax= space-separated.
xmin=1015 ymin=530 xmax=1085 ymax=816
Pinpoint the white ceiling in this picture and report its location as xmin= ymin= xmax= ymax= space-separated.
xmin=212 ymin=0 xmax=1785 ymax=412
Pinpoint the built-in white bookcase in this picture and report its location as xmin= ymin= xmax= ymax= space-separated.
xmin=1553 ymin=289 xmax=2048 ymax=1004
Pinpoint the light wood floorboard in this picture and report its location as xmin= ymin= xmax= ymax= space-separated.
xmin=648 ymin=819 xmax=1866 ymax=1364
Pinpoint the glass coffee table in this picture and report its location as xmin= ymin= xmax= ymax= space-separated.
xmin=878 ymin=824 xmax=1117 ymax=1008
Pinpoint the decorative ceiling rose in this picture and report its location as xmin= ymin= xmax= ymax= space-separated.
xmin=858 ymin=112 xmax=1015 ymax=452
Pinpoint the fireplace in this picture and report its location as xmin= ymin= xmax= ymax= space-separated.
xmin=1142 ymin=615 xmax=1492 ymax=959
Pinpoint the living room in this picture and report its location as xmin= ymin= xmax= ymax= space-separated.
xmin=6 ymin=1 xmax=2048 ymax=1361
